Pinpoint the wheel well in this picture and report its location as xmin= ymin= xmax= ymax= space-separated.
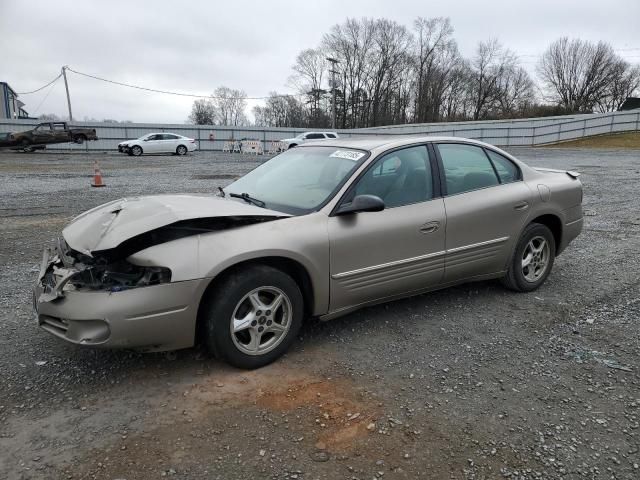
xmin=530 ymin=214 xmax=562 ymax=251
xmin=194 ymin=257 xmax=314 ymax=344
xmin=177 ymin=144 xmax=187 ymax=151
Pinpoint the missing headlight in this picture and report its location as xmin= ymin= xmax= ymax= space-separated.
xmin=71 ymin=260 xmax=171 ymax=292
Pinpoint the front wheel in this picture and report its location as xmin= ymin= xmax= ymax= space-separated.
xmin=501 ymin=223 xmax=556 ymax=292
xmin=202 ymin=265 xmax=303 ymax=369
xmin=131 ymin=145 xmax=143 ymax=156
xmin=176 ymin=145 xmax=187 ymax=155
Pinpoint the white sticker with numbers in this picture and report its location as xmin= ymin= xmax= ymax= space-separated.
xmin=329 ymin=150 xmax=365 ymax=161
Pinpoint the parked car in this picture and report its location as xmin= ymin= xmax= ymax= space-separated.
xmin=0 ymin=122 xmax=97 ymax=152
xmin=34 ymin=137 xmax=583 ymax=369
xmin=118 ymin=133 xmax=197 ymax=156
xmin=280 ymin=131 xmax=339 ymax=149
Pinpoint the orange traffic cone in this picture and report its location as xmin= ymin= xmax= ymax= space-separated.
xmin=91 ymin=160 xmax=105 ymax=187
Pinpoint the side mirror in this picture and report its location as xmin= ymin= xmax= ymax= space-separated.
xmin=336 ymin=194 xmax=385 ymax=215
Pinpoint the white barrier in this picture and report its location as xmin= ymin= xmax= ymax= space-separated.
xmin=241 ymin=140 xmax=263 ymax=155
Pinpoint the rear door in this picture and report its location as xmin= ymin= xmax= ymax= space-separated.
xmin=160 ymin=133 xmax=180 ymax=152
xmin=434 ymin=142 xmax=533 ymax=282
xmin=51 ymin=123 xmax=70 ymax=143
xmin=328 ymin=144 xmax=446 ymax=312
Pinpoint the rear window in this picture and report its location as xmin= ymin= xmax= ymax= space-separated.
xmin=485 ymin=150 xmax=520 ymax=183
xmin=437 ymin=143 xmax=499 ymax=195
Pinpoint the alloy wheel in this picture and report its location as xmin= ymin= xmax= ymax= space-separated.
xmin=230 ymin=286 xmax=292 ymax=356
xmin=521 ymin=235 xmax=550 ymax=282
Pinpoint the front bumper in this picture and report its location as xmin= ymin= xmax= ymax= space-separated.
xmin=33 ymin=250 xmax=209 ymax=352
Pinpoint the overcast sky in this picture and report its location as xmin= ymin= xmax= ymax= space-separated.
xmin=1 ymin=0 xmax=639 ymax=124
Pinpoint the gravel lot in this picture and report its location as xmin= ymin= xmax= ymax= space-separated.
xmin=0 ymin=146 xmax=639 ymax=480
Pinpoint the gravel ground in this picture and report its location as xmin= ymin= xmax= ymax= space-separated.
xmin=0 ymin=146 xmax=639 ymax=480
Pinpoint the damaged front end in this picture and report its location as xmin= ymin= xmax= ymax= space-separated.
xmin=39 ymin=238 xmax=172 ymax=302
xmin=33 ymin=195 xmax=291 ymax=351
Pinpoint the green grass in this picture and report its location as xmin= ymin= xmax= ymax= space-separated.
xmin=545 ymin=131 xmax=640 ymax=148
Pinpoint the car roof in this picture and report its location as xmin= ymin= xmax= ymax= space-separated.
xmin=300 ymin=135 xmax=498 ymax=152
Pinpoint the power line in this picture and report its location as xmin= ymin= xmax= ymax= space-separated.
xmin=32 ymin=75 xmax=61 ymax=115
xmin=16 ymin=73 xmax=63 ymax=95
xmin=65 ymin=67 xmax=304 ymax=100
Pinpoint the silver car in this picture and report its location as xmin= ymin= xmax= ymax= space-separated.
xmin=34 ymin=137 xmax=583 ymax=368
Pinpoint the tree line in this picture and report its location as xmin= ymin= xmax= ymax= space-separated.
xmin=191 ymin=17 xmax=640 ymax=128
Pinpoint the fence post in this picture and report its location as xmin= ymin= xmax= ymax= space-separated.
xmin=263 ymin=130 xmax=266 ymax=153
xmin=480 ymin=128 xmax=484 ymax=142
xmin=610 ymin=113 xmax=614 ymax=133
xmin=197 ymin=127 xmax=201 ymax=151
xmin=583 ymin=119 xmax=586 ymax=138
xmin=557 ymin=123 xmax=561 ymax=143
xmin=636 ymin=112 xmax=640 ymax=131
xmin=506 ymin=127 xmax=510 ymax=147
xmin=532 ymin=126 xmax=536 ymax=146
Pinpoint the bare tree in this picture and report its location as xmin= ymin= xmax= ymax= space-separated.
xmin=595 ymin=62 xmax=640 ymax=112
xmin=188 ymin=98 xmax=215 ymax=125
xmin=467 ymin=39 xmax=519 ymax=120
xmin=212 ymin=86 xmax=248 ymax=126
xmin=537 ymin=38 xmax=624 ymax=112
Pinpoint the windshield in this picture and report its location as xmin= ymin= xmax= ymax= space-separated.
xmin=225 ymin=146 xmax=368 ymax=215
xmin=295 ymin=133 xmax=305 ymax=139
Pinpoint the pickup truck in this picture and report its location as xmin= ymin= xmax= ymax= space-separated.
xmin=0 ymin=122 xmax=98 ymax=151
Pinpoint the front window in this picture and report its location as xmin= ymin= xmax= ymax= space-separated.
xmin=225 ymin=146 xmax=367 ymax=215
xmin=350 ymin=145 xmax=433 ymax=208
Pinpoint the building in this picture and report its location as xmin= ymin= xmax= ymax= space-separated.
xmin=0 ymin=82 xmax=30 ymax=119
xmin=618 ymin=97 xmax=640 ymax=111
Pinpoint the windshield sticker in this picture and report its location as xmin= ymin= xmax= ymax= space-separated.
xmin=330 ymin=150 xmax=365 ymax=161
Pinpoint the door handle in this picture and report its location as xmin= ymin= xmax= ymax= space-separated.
xmin=514 ymin=201 xmax=529 ymax=211
xmin=420 ymin=221 xmax=440 ymax=234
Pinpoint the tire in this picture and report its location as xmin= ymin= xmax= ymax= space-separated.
xmin=21 ymin=139 xmax=33 ymax=152
xmin=288 ymin=143 xmax=297 ymax=149
xmin=131 ymin=145 xmax=143 ymax=156
xmin=501 ymin=223 xmax=556 ymax=292
xmin=74 ymin=134 xmax=86 ymax=145
xmin=202 ymin=265 xmax=304 ymax=369
xmin=176 ymin=145 xmax=187 ymax=156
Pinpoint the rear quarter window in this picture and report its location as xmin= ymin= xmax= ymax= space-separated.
xmin=485 ymin=150 xmax=521 ymax=183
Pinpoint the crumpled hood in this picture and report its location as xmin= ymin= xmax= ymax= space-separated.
xmin=63 ymin=194 xmax=290 ymax=255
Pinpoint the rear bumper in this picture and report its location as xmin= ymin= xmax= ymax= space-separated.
xmin=558 ymin=216 xmax=583 ymax=255
xmin=34 ymin=276 xmax=209 ymax=352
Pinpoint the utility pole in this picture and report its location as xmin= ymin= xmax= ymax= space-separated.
xmin=61 ymin=66 xmax=73 ymax=121
xmin=326 ymin=57 xmax=339 ymax=129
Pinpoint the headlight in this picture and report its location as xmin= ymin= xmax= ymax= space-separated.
xmin=70 ymin=260 xmax=172 ymax=292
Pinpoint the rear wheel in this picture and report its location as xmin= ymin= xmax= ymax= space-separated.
xmin=501 ymin=223 xmax=555 ymax=292
xmin=131 ymin=145 xmax=143 ymax=156
xmin=202 ymin=265 xmax=303 ymax=369
xmin=74 ymin=134 xmax=86 ymax=144
xmin=176 ymin=145 xmax=187 ymax=155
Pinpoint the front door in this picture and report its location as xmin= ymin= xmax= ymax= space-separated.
xmin=435 ymin=143 xmax=534 ymax=282
xmin=32 ymin=124 xmax=54 ymax=144
xmin=328 ymin=145 xmax=446 ymax=312
xmin=144 ymin=134 xmax=162 ymax=153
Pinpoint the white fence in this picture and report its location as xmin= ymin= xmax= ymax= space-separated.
xmin=1 ymin=110 xmax=638 ymax=152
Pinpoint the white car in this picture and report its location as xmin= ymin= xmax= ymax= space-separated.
xmin=118 ymin=133 xmax=197 ymax=156
xmin=280 ymin=131 xmax=339 ymax=149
